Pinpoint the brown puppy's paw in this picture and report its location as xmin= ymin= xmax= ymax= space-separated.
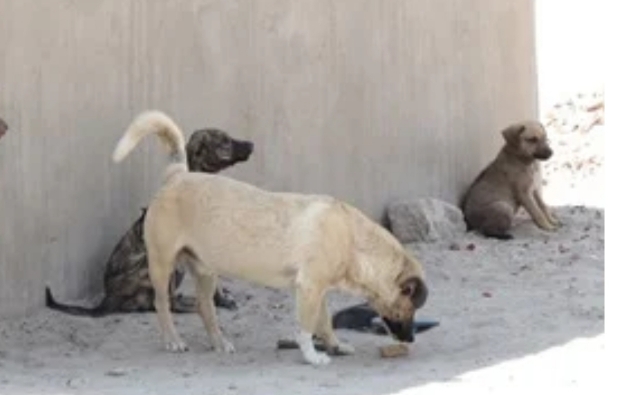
xmin=549 ymin=215 xmax=562 ymax=228
xmin=482 ymin=231 xmax=514 ymax=241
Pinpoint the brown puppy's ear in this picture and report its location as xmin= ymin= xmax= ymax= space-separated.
xmin=501 ymin=124 xmax=526 ymax=146
xmin=400 ymin=277 xmax=428 ymax=309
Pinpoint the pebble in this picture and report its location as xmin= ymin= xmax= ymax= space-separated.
xmin=106 ymin=367 xmax=128 ymax=377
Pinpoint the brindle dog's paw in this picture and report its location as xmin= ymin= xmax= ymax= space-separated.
xmin=214 ymin=288 xmax=238 ymax=310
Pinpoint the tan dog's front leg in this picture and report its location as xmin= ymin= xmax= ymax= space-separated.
xmin=533 ymin=190 xmax=561 ymax=227
xmin=149 ymin=253 xmax=188 ymax=352
xmin=518 ymin=189 xmax=556 ymax=231
xmin=315 ymin=298 xmax=355 ymax=356
xmin=194 ymin=274 xmax=235 ymax=353
xmin=295 ymin=285 xmax=331 ymax=365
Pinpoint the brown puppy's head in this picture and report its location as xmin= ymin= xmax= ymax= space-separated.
xmin=502 ymin=121 xmax=553 ymax=161
xmin=186 ymin=128 xmax=254 ymax=173
xmin=0 ymin=118 xmax=8 ymax=140
xmin=371 ymin=260 xmax=428 ymax=343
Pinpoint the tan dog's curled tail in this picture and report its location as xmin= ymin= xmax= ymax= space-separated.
xmin=112 ymin=110 xmax=188 ymax=176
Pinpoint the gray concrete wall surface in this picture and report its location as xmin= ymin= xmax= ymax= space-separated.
xmin=0 ymin=0 xmax=537 ymax=317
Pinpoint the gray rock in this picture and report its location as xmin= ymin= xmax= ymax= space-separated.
xmin=386 ymin=198 xmax=465 ymax=244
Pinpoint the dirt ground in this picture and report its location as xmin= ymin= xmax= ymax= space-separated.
xmin=0 ymin=88 xmax=605 ymax=394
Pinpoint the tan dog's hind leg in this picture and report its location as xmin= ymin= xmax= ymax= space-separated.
xmin=148 ymin=250 xmax=188 ymax=352
xmin=295 ymin=284 xmax=331 ymax=365
xmin=194 ymin=273 xmax=235 ymax=353
xmin=518 ymin=191 xmax=556 ymax=231
xmin=315 ymin=297 xmax=355 ymax=356
xmin=533 ymin=190 xmax=561 ymax=227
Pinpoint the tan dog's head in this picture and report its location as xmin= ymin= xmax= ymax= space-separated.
xmin=502 ymin=121 xmax=553 ymax=161
xmin=370 ymin=256 xmax=428 ymax=343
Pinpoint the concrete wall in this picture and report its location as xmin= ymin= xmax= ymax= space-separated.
xmin=0 ymin=0 xmax=537 ymax=317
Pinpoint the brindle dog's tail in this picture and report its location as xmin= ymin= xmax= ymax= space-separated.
xmin=45 ymin=287 xmax=109 ymax=317
xmin=112 ymin=110 xmax=188 ymax=179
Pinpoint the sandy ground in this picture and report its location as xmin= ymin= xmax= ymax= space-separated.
xmin=0 ymin=91 xmax=605 ymax=394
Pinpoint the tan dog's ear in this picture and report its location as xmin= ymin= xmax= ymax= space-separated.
xmin=501 ymin=124 xmax=526 ymax=146
xmin=400 ymin=277 xmax=428 ymax=309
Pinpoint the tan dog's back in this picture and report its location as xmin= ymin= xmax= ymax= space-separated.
xmin=145 ymin=172 xmax=351 ymax=288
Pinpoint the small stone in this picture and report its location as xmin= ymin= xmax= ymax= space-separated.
xmin=66 ymin=377 xmax=86 ymax=388
xmin=482 ymin=292 xmax=492 ymax=298
xmin=466 ymin=243 xmax=476 ymax=251
xmin=106 ymin=368 xmax=128 ymax=377
xmin=379 ymin=343 xmax=409 ymax=358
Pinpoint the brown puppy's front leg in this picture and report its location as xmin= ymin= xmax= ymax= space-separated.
xmin=533 ymin=190 xmax=561 ymax=227
xmin=518 ymin=190 xmax=556 ymax=231
xmin=194 ymin=273 xmax=235 ymax=353
xmin=315 ymin=297 xmax=355 ymax=356
xmin=295 ymin=285 xmax=331 ymax=365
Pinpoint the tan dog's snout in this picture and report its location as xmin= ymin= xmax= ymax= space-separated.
xmin=378 ymin=276 xmax=428 ymax=343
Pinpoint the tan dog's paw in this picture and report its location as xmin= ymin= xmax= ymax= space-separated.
xmin=331 ymin=342 xmax=355 ymax=355
xmin=165 ymin=340 xmax=189 ymax=353
xmin=297 ymin=330 xmax=332 ymax=365
xmin=305 ymin=351 xmax=331 ymax=366
xmin=215 ymin=338 xmax=236 ymax=354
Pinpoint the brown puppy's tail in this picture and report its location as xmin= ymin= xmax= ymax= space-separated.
xmin=45 ymin=287 xmax=109 ymax=317
xmin=112 ymin=110 xmax=188 ymax=178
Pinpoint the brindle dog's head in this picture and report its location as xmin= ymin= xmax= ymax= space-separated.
xmin=186 ymin=128 xmax=254 ymax=173
xmin=0 ymin=118 xmax=8 ymax=140
xmin=370 ymin=258 xmax=428 ymax=343
xmin=502 ymin=121 xmax=553 ymax=161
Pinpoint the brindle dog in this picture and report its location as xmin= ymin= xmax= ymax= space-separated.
xmin=45 ymin=128 xmax=254 ymax=316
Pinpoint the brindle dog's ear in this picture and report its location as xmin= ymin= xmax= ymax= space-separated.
xmin=401 ymin=277 xmax=428 ymax=309
xmin=501 ymin=124 xmax=526 ymax=146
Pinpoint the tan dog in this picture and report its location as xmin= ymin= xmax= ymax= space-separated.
xmin=461 ymin=121 xmax=560 ymax=240
xmin=112 ymin=111 xmax=428 ymax=365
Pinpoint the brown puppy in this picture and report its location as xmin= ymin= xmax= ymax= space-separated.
xmin=461 ymin=121 xmax=560 ymax=240
xmin=45 ymin=127 xmax=254 ymax=316
xmin=112 ymin=110 xmax=428 ymax=365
